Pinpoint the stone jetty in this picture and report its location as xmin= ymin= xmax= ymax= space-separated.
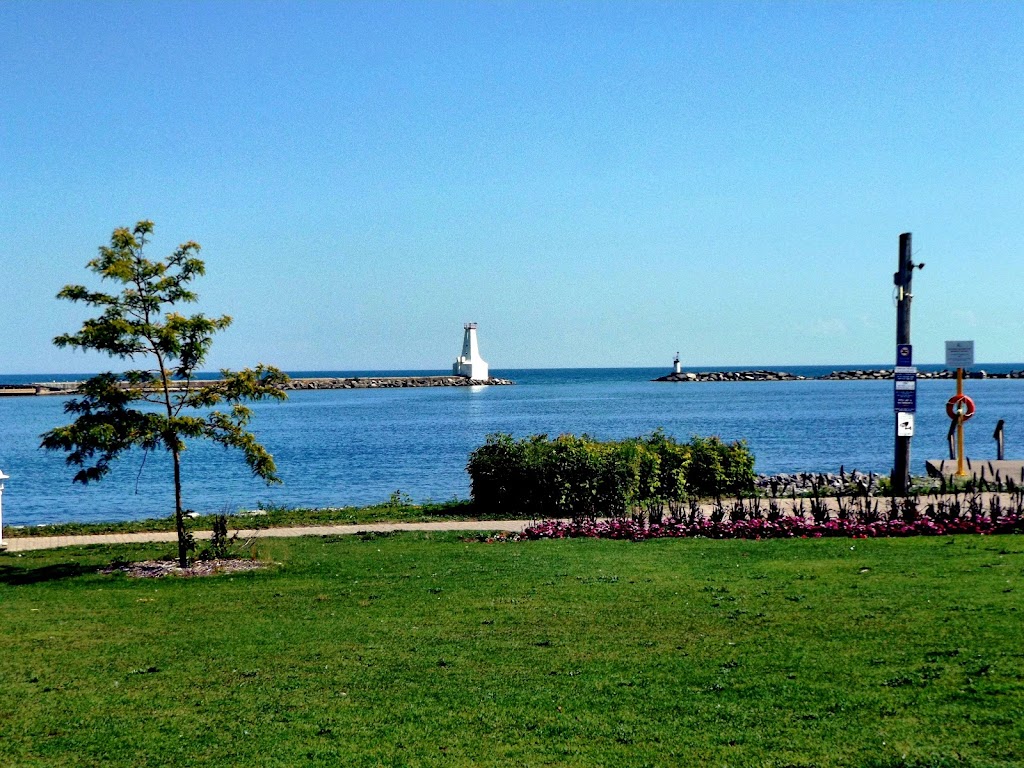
xmin=0 ymin=376 xmax=514 ymax=397
xmin=282 ymin=376 xmax=513 ymax=391
xmin=0 ymin=382 xmax=80 ymax=396
xmin=817 ymin=369 xmax=1024 ymax=381
xmin=655 ymin=370 xmax=807 ymax=383
xmin=654 ymin=369 xmax=1024 ymax=383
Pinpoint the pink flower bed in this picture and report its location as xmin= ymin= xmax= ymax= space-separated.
xmin=523 ymin=514 xmax=1024 ymax=541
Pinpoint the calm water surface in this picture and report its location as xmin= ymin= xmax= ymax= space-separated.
xmin=1 ymin=366 xmax=1022 ymax=525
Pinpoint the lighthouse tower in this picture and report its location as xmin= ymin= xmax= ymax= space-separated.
xmin=453 ymin=323 xmax=489 ymax=380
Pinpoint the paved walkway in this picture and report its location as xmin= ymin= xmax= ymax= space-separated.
xmin=924 ymin=458 xmax=1024 ymax=482
xmin=0 ymin=520 xmax=535 ymax=553
xmin=5 ymin=489 xmax=1021 ymax=554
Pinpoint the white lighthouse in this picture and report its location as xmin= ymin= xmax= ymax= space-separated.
xmin=453 ymin=323 xmax=489 ymax=381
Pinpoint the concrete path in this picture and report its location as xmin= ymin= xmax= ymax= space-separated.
xmin=925 ymin=458 xmax=1024 ymax=483
xmin=1 ymin=520 xmax=535 ymax=553
xmin=5 ymin=489 xmax=1022 ymax=554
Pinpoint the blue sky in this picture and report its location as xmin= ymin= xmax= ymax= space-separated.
xmin=2 ymin=1 xmax=1022 ymax=373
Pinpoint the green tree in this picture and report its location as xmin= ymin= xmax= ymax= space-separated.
xmin=41 ymin=221 xmax=289 ymax=566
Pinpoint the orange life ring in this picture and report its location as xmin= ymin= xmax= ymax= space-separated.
xmin=946 ymin=394 xmax=976 ymax=421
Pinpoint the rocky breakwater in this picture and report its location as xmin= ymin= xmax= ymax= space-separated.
xmin=283 ymin=376 xmax=514 ymax=391
xmin=2 ymin=381 xmax=82 ymax=396
xmin=0 ymin=376 xmax=515 ymax=397
xmin=821 ymin=369 xmax=1024 ymax=380
xmin=656 ymin=368 xmax=1024 ymax=383
xmin=818 ymin=369 xmax=894 ymax=381
xmin=654 ymin=370 xmax=808 ymax=383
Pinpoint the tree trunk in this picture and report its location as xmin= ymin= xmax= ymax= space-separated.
xmin=173 ymin=445 xmax=187 ymax=568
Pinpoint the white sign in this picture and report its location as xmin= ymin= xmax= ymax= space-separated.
xmin=894 ymin=366 xmax=917 ymax=375
xmin=897 ymin=413 xmax=915 ymax=437
xmin=945 ymin=340 xmax=975 ymax=368
xmin=895 ymin=380 xmax=916 ymax=391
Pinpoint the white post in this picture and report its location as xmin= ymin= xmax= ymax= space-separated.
xmin=0 ymin=469 xmax=8 ymax=549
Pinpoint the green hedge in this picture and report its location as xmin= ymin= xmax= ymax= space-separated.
xmin=466 ymin=431 xmax=755 ymax=520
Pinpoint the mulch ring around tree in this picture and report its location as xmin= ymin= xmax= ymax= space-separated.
xmin=103 ymin=558 xmax=268 ymax=579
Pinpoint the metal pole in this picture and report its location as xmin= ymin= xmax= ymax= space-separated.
xmin=956 ymin=367 xmax=966 ymax=477
xmin=994 ymin=419 xmax=1005 ymax=461
xmin=893 ymin=233 xmax=913 ymax=495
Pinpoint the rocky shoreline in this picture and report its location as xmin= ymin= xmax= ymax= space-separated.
xmin=754 ymin=470 xmax=882 ymax=496
xmin=654 ymin=368 xmax=1024 ymax=383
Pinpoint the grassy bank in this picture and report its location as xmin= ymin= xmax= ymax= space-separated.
xmin=2 ymin=496 xmax=477 ymax=538
xmin=2 ymin=533 xmax=1022 ymax=766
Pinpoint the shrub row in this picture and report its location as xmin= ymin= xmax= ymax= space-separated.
xmin=466 ymin=431 xmax=755 ymax=520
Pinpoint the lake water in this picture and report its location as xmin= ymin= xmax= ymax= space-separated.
xmin=1 ymin=366 xmax=1022 ymax=526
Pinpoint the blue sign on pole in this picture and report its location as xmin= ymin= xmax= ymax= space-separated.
xmin=897 ymin=344 xmax=912 ymax=367
xmin=894 ymin=389 xmax=917 ymax=413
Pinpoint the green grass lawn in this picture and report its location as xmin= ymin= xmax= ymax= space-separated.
xmin=1 ymin=534 xmax=1022 ymax=767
